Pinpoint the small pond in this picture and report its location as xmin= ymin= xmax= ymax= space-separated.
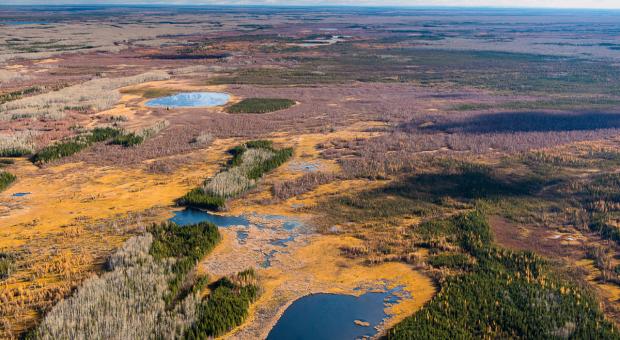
xmin=259 ymin=213 xmax=303 ymax=231
xmin=12 ymin=192 xmax=30 ymax=197
xmin=145 ymin=92 xmax=230 ymax=108
xmin=170 ymin=208 xmax=249 ymax=227
xmin=267 ymin=289 xmax=402 ymax=340
xmin=236 ymin=230 xmax=249 ymax=244
xmin=270 ymin=235 xmax=295 ymax=247
xmin=290 ymin=35 xmax=345 ymax=48
xmin=261 ymin=250 xmax=278 ymax=268
xmin=288 ymin=161 xmax=320 ymax=173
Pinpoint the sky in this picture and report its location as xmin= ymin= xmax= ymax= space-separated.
xmin=3 ymin=0 xmax=620 ymax=10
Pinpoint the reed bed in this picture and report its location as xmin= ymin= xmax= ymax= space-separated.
xmin=0 ymin=172 xmax=16 ymax=192
xmin=0 ymin=130 xmax=38 ymax=157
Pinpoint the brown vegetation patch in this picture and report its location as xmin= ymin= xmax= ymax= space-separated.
xmin=490 ymin=216 xmax=584 ymax=259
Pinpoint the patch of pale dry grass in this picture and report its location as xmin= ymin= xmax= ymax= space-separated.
xmin=0 ymin=70 xmax=30 ymax=86
xmin=0 ymin=71 xmax=170 ymax=121
xmin=138 ymin=120 xmax=170 ymax=139
xmin=191 ymin=131 xmax=214 ymax=146
xmin=203 ymin=148 xmax=275 ymax=198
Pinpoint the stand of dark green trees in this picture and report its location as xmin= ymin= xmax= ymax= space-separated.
xmin=32 ymin=127 xmax=122 ymax=163
xmin=227 ymin=98 xmax=295 ymax=114
xmin=32 ymin=127 xmax=150 ymax=163
xmin=149 ymin=222 xmax=260 ymax=338
xmin=149 ymin=221 xmax=221 ymax=305
xmin=388 ymin=211 xmax=618 ymax=339
xmin=185 ymin=270 xmax=260 ymax=338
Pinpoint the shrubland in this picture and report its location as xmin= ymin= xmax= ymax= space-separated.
xmin=33 ymin=121 xmax=169 ymax=164
xmin=110 ymin=120 xmax=169 ymax=147
xmin=0 ymin=86 xmax=41 ymax=105
xmin=272 ymin=172 xmax=336 ymax=200
xmin=7 ymin=8 xmax=620 ymax=339
xmin=319 ymin=111 xmax=620 ymax=182
xmin=0 ymin=253 xmax=15 ymax=280
xmin=191 ymin=131 xmax=214 ymax=146
xmin=209 ymin=46 xmax=620 ymax=95
xmin=0 ymin=70 xmax=30 ymax=85
xmin=32 ymin=127 xmax=122 ymax=164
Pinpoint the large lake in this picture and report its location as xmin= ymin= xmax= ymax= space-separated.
xmin=145 ymin=92 xmax=230 ymax=108
xmin=267 ymin=290 xmax=401 ymax=340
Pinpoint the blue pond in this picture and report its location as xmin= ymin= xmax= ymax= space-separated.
xmin=12 ymin=192 xmax=31 ymax=197
xmin=267 ymin=290 xmax=401 ymax=340
xmin=236 ymin=230 xmax=249 ymax=244
xmin=259 ymin=214 xmax=303 ymax=231
xmin=261 ymin=250 xmax=278 ymax=268
xmin=170 ymin=208 xmax=249 ymax=227
xmin=170 ymin=208 xmax=303 ymax=231
xmin=145 ymin=92 xmax=230 ymax=108
xmin=270 ymin=235 xmax=295 ymax=247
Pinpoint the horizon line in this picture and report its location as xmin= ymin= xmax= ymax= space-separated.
xmin=1 ymin=4 xmax=620 ymax=11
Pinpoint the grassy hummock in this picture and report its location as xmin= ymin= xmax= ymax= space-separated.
xmin=110 ymin=132 xmax=144 ymax=147
xmin=0 ymin=171 xmax=16 ymax=192
xmin=0 ymin=159 xmax=14 ymax=167
xmin=0 ymin=148 xmax=33 ymax=157
xmin=32 ymin=122 xmax=168 ymax=164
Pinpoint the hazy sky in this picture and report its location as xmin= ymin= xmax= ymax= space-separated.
xmin=3 ymin=0 xmax=620 ymax=10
